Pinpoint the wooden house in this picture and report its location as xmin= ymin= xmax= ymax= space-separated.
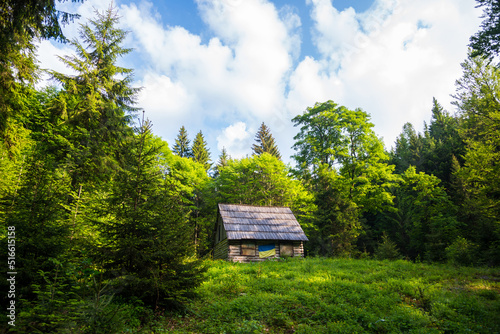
xmin=213 ymin=203 xmax=308 ymax=262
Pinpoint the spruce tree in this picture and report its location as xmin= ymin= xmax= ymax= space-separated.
xmin=192 ymin=130 xmax=211 ymax=171
xmin=49 ymin=5 xmax=140 ymax=186
xmin=172 ymin=126 xmax=192 ymax=158
xmin=0 ymin=0 xmax=79 ymax=142
xmin=0 ymin=150 xmax=72 ymax=301
xmin=252 ymin=122 xmax=281 ymax=160
xmin=213 ymin=147 xmax=230 ymax=177
xmin=102 ymin=119 xmax=204 ymax=308
xmin=470 ymin=0 xmax=500 ymax=61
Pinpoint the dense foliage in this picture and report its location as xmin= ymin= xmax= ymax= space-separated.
xmin=0 ymin=6 xmax=206 ymax=332
xmin=470 ymin=0 xmax=500 ymax=61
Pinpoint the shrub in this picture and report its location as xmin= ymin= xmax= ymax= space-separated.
xmin=375 ymin=233 xmax=401 ymax=260
xmin=446 ymin=237 xmax=479 ymax=266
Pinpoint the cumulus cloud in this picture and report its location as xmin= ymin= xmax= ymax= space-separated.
xmin=217 ymin=122 xmax=254 ymax=159
xmin=38 ymin=0 xmax=482 ymax=161
xmin=287 ymin=0 xmax=482 ymax=148
xmin=118 ymin=0 xmax=301 ymax=158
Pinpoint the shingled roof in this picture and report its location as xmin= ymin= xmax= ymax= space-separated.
xmin=218 ymin=203 xmax=308 ymax=241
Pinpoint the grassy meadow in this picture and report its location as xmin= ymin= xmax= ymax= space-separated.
xmin=154 ymin=257 xmax=500 ymax=334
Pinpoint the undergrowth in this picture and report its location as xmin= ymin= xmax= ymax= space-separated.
xmin=163 ymin=257 xmax=500 ymax=333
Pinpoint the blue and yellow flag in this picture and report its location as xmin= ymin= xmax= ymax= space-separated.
xmin=258 ymin=244 xmax=275 ymax=258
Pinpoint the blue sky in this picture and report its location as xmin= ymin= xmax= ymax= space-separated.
xmin=39 ymin=0 xmax=482 ymax=163
xmin=149 ymin=0 xmax=374 ymax=60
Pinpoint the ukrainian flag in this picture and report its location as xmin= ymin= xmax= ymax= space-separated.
xmin=258 ymin=244 xmax=276 ymax=258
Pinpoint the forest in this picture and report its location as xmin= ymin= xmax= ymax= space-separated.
xmin=0 ymin=0 xmax=499 ymax=332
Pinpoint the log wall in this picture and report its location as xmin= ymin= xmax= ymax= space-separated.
xmin=213 ymin=238 xmax=228 ymax=260
xmin=292 ymin=241 xmax=304 ymax=257
xmin=221 ymin=240 xmax=305 ymax=263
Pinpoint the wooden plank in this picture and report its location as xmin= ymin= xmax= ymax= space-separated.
xmin=280 ymin=243 xmax=293 ymax=257
xmin=219 ymin=204 xmax=293 ymax=214
xmin=223 ymin=240 xmax=306 ymax=262
xmin=221 ymin=212 xmax=296 ymax=220
xmin=224 ymin=223 xmax=304 ymax=233
xmin=226 ymin=231 xmax=308 ymax=241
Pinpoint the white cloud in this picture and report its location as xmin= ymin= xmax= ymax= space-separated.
xmin=35 ymin=40 xmax=75 ymax=88
xmin=307 ymin=0 xmax=360 ymax=68
xmin=287 ymin=0 xmax=482 ymax=149
xmin=138 ymin=73 xmax=195 ymax=124
xmin=217 ymin=122 xmax=253 ymax=159
xmin=118 ymin=0 xmax=301 ymax=157
xmin=37 ymin=0 xmax=482 ymax=162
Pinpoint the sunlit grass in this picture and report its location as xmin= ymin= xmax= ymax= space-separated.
xmin=163 ymin=257 xmax=500 ymax=333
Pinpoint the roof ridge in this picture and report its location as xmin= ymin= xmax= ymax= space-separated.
xmin=219 ymin=203 xmax=291 ymax=209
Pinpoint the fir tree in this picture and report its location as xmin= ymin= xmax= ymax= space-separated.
xmin=173 ymin=126 xmax=192 ymax=158
xmin=470 ymin=0 xmax=500 ymax=61
xmin=102 ymin=119 xmax=204 ymax=308
xmin=218 ymin=147 xmax=230 ymax=167
xmin=192 ymin=130 xmax=211 ymax=171
xmin=49 ymin=5 xmax=140 ymax=186
xmin=0 ymin=0 xmax=80 ymax=142
xmin=0 ymin=150 xmax=72 ymax=301
xmin=213 ymin=147 xmax=230 ymax=177
xmin=252 ymin=122 xmax=281 ymax=160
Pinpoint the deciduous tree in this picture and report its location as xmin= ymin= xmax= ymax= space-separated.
xmin=453 ymin=55 xmax=500 ymax=264
xmin=292 ymin=100 xmax=396 ymax=213
xmin=213 ymin=153 xmax=314 ymax=222
xmin=380 ymin=167 xmax=459 ymax=261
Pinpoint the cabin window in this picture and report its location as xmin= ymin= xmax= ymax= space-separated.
xmin=280 ymin=244 xmax=293 ymax=257
xmin=241 ymin=242 xmax=256 ymax=256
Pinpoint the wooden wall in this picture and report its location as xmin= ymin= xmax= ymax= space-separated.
xmin=292 ymin=241 xmax=304 ymax=258
xmin=213 ymin=238 xmax=228 ymax=260
xmin=213 ymin=240 xmax=304 ymax=263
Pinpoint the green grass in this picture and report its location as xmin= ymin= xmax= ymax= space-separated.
xmin=158 ymin=258 xmax=500 ymax=333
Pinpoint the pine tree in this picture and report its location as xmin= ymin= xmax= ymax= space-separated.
xmin=102 ymin=119 xmax=204 ymax=308
xmin=213 ymin=147 xmax=230 ymax=177
xmin=252 ymin=122 xmax=281 ymax=160
xmin=470 ymin=0 xmax=500 ymax=61
xmin=172 ymin=126 xmax=192 ymax=158
xmin=192 ymin=130 xmax=211 ymax=171
xmin=49 ymin=5 xmax=140 ymax=186
xmin=0 ymin=150 xmax=72 ymax=301
xmin=0 ymin=0 xmax=79 ymax=142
